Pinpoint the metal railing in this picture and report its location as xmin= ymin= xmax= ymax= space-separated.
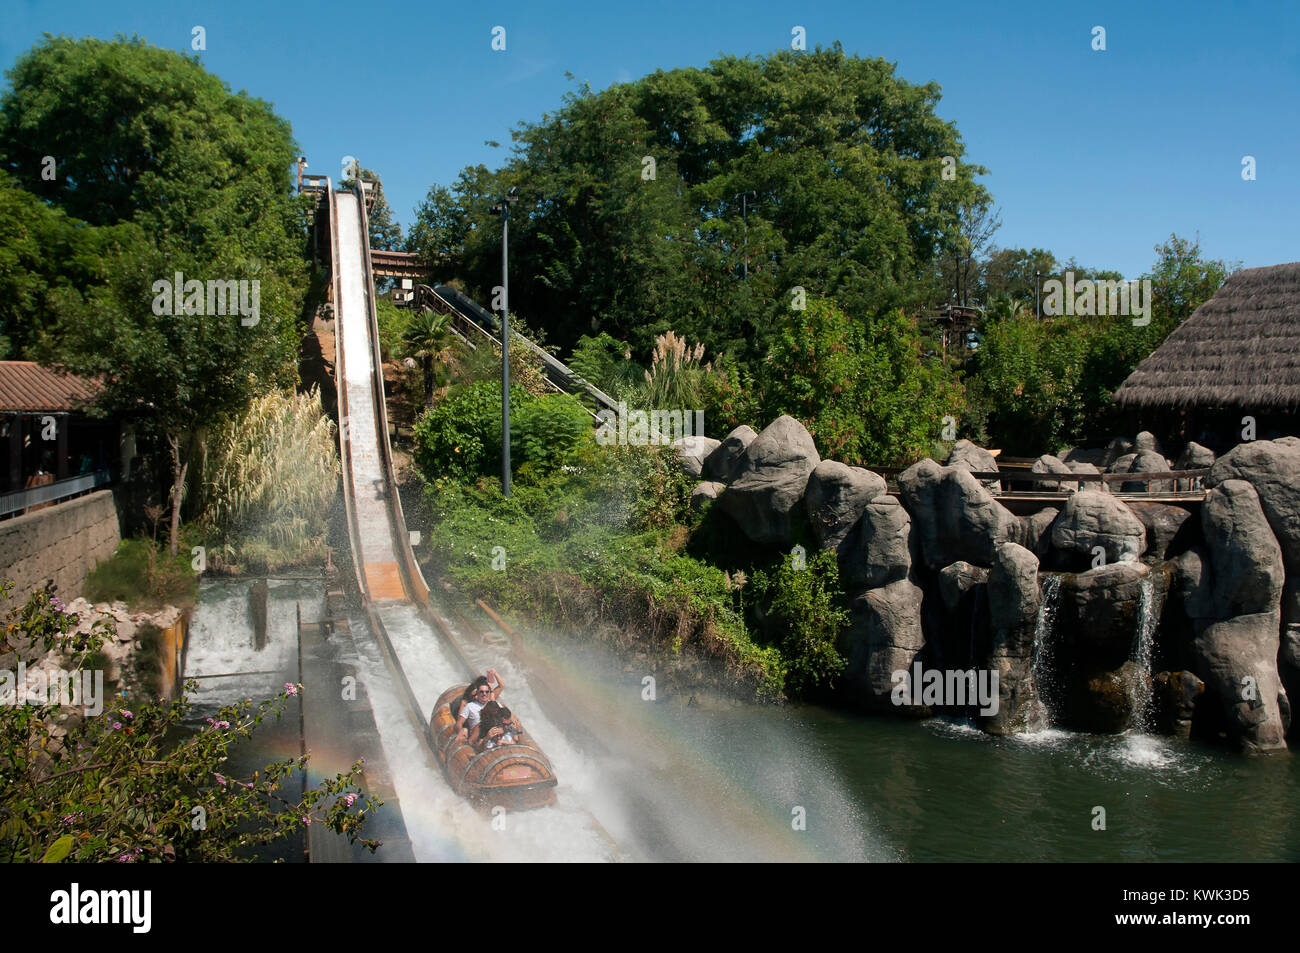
xmin=0 ymin=469 xmax=113 ymax=519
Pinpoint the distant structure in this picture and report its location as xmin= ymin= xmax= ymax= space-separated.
xmin=0 ymin=360 xmax=125 ymax=524
xmin=1113 ymin=261 xmax=1300 ymax=448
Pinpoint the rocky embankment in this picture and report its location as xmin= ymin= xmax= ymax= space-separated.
xmin=676 ymin=419 xmax=1297 ymax=753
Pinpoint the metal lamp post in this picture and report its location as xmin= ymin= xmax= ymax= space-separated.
xmin=732 ymin=190 xmax=758 ymax=279
xmin=490 ymin=186 xmax=520 ymax=498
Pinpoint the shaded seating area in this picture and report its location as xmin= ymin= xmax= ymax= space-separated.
xmin=0 ymin=361 xmax=122 ymax=518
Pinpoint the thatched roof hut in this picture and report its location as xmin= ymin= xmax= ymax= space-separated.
xmin=1114 ymin=261 xmax=1300 ymax=412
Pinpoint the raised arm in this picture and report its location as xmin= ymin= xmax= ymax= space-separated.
xmin=487 ymin=668 xmax=506 ymax=701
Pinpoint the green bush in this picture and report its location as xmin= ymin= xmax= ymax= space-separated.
xmin=413 ymin=380 xmax=532 ymax=481
xmin=375 ymin=297 xmax=410 ymax=362
xmin=510 ymin=394 xmax=592 ymax=473
xmin=750 ymin=549 xmax=848 ymax=694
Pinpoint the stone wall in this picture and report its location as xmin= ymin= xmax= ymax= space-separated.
xmin=0 ymin=491 xmax=121 ymax=604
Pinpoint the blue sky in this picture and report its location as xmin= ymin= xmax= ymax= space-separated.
xmin=5 ymin=0 xmax=1297 ymax=277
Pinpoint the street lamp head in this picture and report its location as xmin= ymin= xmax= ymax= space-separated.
xmin=506 ymin=186 xmax=520 ymax=202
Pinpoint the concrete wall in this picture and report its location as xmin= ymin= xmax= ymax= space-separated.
xmin=0 ymin=490 xmax=121 ymax=605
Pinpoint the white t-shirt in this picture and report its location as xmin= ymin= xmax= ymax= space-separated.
xmin=460 ymin=700 xmax=484 ymax=729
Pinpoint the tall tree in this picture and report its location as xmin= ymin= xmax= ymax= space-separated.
xmin=408 ymin=46 xmax=989 ymax=362
xmin=0 ymin=37 xmax=306 ymax=554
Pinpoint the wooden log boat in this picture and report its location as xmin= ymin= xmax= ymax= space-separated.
xmin=428 ymin=685 xmax=558 ymax=810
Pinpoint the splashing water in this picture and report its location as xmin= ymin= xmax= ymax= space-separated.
xmin=1128 ymin=575 xmax=1161 ymax=733
xmin=1025 ymin=574 xmax=1062 ymax=732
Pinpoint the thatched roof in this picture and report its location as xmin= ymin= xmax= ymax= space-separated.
xmin=1114 ymin=261 xmax=1300 ymax=410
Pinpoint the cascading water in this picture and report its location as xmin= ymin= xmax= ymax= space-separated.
xmin=1025 ymin=574 xmax=1062 ymax=732
xmin=1128 ymin=575 xmax=1160 ymax=733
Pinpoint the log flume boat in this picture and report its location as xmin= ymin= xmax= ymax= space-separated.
xmin=428 ymin=685 xmax=558 ymax=810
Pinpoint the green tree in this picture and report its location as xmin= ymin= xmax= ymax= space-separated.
xmin=409 ymin=46 xmax=989 ymax=361
xmin=0 ymin=38 xmax=307 ymax=555
xmin=403 ymin=309 xmax=454 ymax=407
xmin=762 ymin=298 xmax=960 ymax=464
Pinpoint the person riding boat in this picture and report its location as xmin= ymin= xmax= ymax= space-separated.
xmin=453 ymin=668 xmax=505 ymax=744
xmin=471 ymin=701 xmax=520 ymax=751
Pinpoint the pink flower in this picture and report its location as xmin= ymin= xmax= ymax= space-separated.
xmin=214 ymin=720 xmax=230 ymax=730
xmin=344 ymin=794 xmax=357 ymax=807
xmin=302 ymin=815 xmax=311 ymax=826
xmin=215 ymin=774 xmax=227 ymax=786
xmin=112 ymin=722 xmax=122 ymax=730
xmin=120 ymin=710 xmax=133 ymax=719
xmin=284 ymin=683 xmax=299 ymax=696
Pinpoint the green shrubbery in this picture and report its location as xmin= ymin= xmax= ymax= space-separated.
xmin=413 ymin=379 xmax=591 ymax=481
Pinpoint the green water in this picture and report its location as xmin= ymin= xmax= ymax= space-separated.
xmin=656 ymin=700 xmax=1300 ymax=862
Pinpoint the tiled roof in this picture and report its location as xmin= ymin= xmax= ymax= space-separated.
xmin=0 ymin=361 xmax=103 ymax=413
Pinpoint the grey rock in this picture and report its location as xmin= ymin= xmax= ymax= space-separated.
xmin=1134 ymin=430 xmax=1163 ymax=454
xmin=899 ymin=458 xmax=1018 ymax=569
xmin=1020 ymin=507 xmax=1059 ymax=557
xmin=672 ymin=436 xmax=721 ymax=480
xmin=718 ymin=416 xmax=820 ymax=546
xmin=1193 ymin=610 xmax=1290 ymax=752
xmin=839 ymin=577 xmax=926 ymax=710
xmin=1050 ymin=490 xmax=1147 ymax=566
xmin=689 ymin=481 xmax=726 ymax=512
xmin=805 ymin=460 xmax=887 ymax=554
xmin=1062 ymin=447 xmax=1107 ymax=467
xmin=1056 ymin=561 xmax=1151 ymax=661
xmin=946 ymin=439 xmax=1001 ymax=492
xmin=1206 ymin=438 xmax=1300 ymax=574
xmin=988 ymin=542 xmax=1041 ymax=637
xmin=842 ymin=496 xmax=913 ymax=591
xmin=1032 ymin=454 xmax=1076 ymax=492
xmin=1174 ymin=441 xmax=1216 ymax=470
xmin=1173 ymin=547 xmax=1217 ymax=627
xmin=1152 ymin=670 xmax=1206 ymax=737
xmin=984 ymin=543 xmax=1042 ymax=734
xmin=939 ymin=561 xmax=988 ymax=612
xmin=1101 ymin=437 xmax=1135 ymax=469
xmin=703 ymin=425 xmax=757 ymax=483
xmin=1109 ymin=452 xmax=1137 ymax=475
xmin=1121 ymin=450 xmax=1174 ymax=493
xmin=1127 ymin=502 xmax=1194 ymax=560
xmin=1202 ymin=480 xmax=1284 ymax=617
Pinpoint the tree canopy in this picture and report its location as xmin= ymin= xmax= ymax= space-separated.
xmin=407 ymin=45 xmax=989 ymax=361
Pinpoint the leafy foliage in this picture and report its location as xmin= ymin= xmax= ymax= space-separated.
xmin=0 ymin=582 xmax=378 ymax=861
xmin=0 ymin=37 xmax=308 ymax=554
xmin=750 ymin=550 xmax=848 ymax=694
xmin=761 ymin=298 xmax=961 ymax=464
xmin=408 ymin=46 xmax=988 ymax=361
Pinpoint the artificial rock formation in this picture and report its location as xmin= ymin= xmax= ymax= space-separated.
xmin=703 ymin=425 xmax=757 ymax=484
xmin=805 ymin=460 xmax=887 ymax=554
xmin=1049 ymin=490 xmax=1147 ymax=567
xmin=718 ymin=416 xmax=820 ymax=546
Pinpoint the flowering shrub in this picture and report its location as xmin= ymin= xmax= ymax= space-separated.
xmin=0 ymin=580 xmax=380 ymax=862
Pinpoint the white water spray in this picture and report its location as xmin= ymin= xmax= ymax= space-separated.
xmin=1025 ymin=574 xmax=1062 ymax=732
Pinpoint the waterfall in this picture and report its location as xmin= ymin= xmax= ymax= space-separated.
xmin=1026 ymin=574 xmax=1062 ymax=731
xmin=1128 ymin=575 xmax=1160 ymax=732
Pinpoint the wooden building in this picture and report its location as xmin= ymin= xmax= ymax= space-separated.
xmin=0 ymin=362 xmax=121 ymax=518
xmin=1113 ymin=261 xmax=1300 ymax=451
